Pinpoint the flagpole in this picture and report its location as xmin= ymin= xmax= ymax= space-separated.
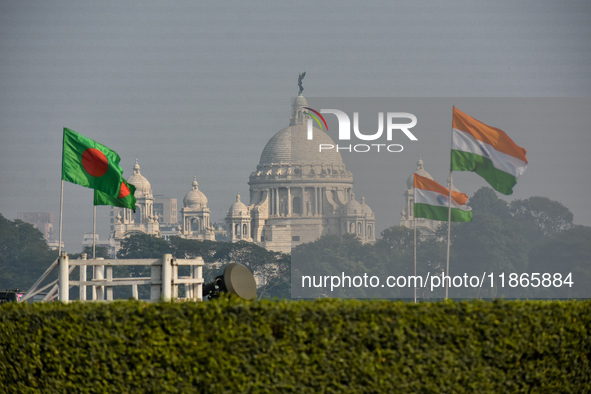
xmin=445 ymin=173 xmax=453 ymax=300
xmin=413 ymin=214 xmax=417 ymax=303
xmin=58 ymin=180 xmax=64 ymax=256
xmin=93 ymin=205 xmax=97 ymax=259
xmin=445 ymin=106 xmax=455 ymax=300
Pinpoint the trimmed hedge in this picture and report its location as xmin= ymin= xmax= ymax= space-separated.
xmin=0 ymin=299 xmax=589 ymax=392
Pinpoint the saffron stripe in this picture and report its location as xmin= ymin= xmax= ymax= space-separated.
xmin=452 ymin=128 xmax=527 ymax=179
xmin=414 ymin=173 xmax=469 ymax=205
xmin=414 ymin=188 xmax=471 ymax=212
xmin=453 ymin=107 xmax=527 ymax=162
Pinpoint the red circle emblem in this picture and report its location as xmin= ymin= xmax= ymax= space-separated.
xmin=119 ymin=181 xmax=130 ymax=198
xmin=82 ymin=148 xmax=108 ymax=177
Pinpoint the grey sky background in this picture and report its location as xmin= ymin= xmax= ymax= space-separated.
xmin=1 ymin=1 xmax=590 ymax=251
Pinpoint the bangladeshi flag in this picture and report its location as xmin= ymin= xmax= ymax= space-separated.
xmin=94 ymin=179 xmax=137 ymax=212
xmin=62 ymin=128 xmax=125 ymax=197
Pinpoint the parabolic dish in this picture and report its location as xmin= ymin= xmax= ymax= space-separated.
xmin=223 ymin=263 xmax=257 ymax=300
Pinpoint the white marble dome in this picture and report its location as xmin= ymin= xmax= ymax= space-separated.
xmin=258 ymin=93 xmax=345 ymax=168
xmin=183 ymin=177 xmax=208 ymax=209
xmin=343 ymin=196 xmax=364 ymax=216
xmin=360 ymin=196 xmax=374 ymax=216
xmin=228 ymin=194 xmax=249 ymax=217
xmin=127 ymin=159 xmax=152 ymax=198
xmin=292 ymin=94 xmax=308 ymax=108
xmin=258 ymin=123 xmax=345 ymax=167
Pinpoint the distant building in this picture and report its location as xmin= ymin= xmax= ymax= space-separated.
xmin=154 ymin=195 xmax=178 ymax=226
xmin=109 ymin=159 xmax=161 ymax=255
xmin=105 ymin=82 xmax=379 ymax=255
xmin=17 ymin=211 xmax=62 ymax=250
xmin=225 ymin=92 xmax=376 ymax=253
xmin=108 ymin=161 xmax=216 ymax=252
xmin=81 ymin=233 xmax=110 ymax=254
xmin=179 ymin=177 xmax=216 ymax=241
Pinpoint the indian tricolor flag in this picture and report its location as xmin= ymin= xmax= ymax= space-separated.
xmin=451 ymin=107 xmax=527 ymax=195
xmin=414 ymin=173 xmax=472 ymax=222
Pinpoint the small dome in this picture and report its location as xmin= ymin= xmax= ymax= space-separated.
xmin=406 ymin=155 xmax=434 ymax=189
xmin=343 ymin=194 xmax=364 ymax=216
xmin=127 ymin=159 xmax=152 ymax=198
xmin=228 ymin=194 xmax=249 ymax=217
xmin=407 ymin=156 xmax=460 ymax=191
xmin=360 ymin=196 xmax=374 ymax=216
xmin=183 ymin=177 xmax=208 ymax=209
xmin=293 ymin=94 xmax=308 ymax=108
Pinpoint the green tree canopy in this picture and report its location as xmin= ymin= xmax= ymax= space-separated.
xmin=528 ymin=225 xmax=591 ymax=298
xmin=116 ymin=233 xmax=171 ymax=259
xmin=0 ymin=213 xmax=57 ymax=290
xmin=70 ymin=245 xmax=110 ymax=260
xmin=169 ymin=237 xmax=290 ymax=299
xmin=469 ymin=187 xmax=511 ymax=218
xmin=510 ymin=196 xmax=573 ymax=237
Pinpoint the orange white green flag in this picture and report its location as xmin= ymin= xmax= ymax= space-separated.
xmin=414 ymin=173 xmax=472 ymax=222
xmin=451 ymin=107 xmax=527 ymax=195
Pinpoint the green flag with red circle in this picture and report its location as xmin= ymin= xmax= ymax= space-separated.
xmin=94 ymin=179 xmax=137 ymax=212
xmin=62 ymin=127 xmax=125 ymax=197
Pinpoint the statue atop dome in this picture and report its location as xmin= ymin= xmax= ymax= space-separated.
xmin=298 ymin=72 xmax=306 ymax=95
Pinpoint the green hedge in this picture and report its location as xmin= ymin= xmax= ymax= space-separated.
xmin=0 ymin=299 xmax=589 ymax=392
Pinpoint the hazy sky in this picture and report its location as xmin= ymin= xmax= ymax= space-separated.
xmin=1 ymin=1 xmax=590 ymax=251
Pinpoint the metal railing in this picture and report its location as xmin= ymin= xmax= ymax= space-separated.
xmin=21 ymin=253 xmax=204 ymax=303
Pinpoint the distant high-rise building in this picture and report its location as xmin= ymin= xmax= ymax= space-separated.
xmin=154 ymin=195 xmax=178 ymax=226
xmin=17 ymin=211 xmax=62 ymax=249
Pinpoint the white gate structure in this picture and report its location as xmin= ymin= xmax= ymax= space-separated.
xmin=20 ymin=253 xmax=204 ymax=303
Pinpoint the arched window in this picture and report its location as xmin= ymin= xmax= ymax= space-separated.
xmin=367 ymin=225 xmax=373 ymax=239
xmin=349 ymin=222 xmax=355 ymax=233
xmin=357 ymin=222 xmax=362 ymax=234
xmin=191 ymin=218 xmax=200 ymax=232
xmin=243 ymin=224 xmax=248 ymax=238
xmin=235 ymin=224 xmax=240 ymax=236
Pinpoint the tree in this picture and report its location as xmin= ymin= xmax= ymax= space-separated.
xmin=510 ymin=196 xmax=573 ymax=237
xmin=0 ymin=213 xmax=57 ymax=290
xmin=291 ymin=233 xmax=389 ymax=298
xmin=444 ymin=210 xmax=530 ymax=298
xmin=469 ymin=187 xmax=511 ymax=219
xmin=70 ymin=245 xmax=110 ymax=260
xmin=528 ymin=225 xmax=591 ymax=298
xmin=169 ymin=237 xmax=290 ymax=299
xmin=117 ymin=233 xmax=171 ymax=259
xmin=376 ymin=226 xmax=414 ymax=258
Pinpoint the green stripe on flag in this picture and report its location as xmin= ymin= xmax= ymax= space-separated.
xmin=414 ymin=203 xmax=473 ymax=222
xmin=451 ymin=149 xmax=517 ymax=195
xmin=94 ymin=180 xmax=137 ymax=212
